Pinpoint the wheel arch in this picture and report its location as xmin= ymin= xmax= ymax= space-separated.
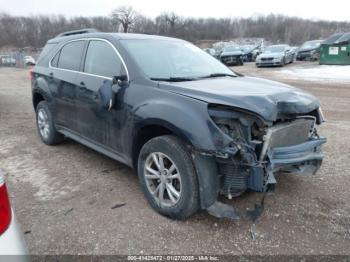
xmin=131 ymin=119 xmax=193 ymax=171
xmin=32 ymin=77 xmax=51 ymax=110
xmin=32 ymin=91 xmax=45 ymax=111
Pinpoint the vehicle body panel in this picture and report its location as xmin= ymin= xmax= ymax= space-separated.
xmin=31 ymin=32 xmax=326 ymax=212
xmin=159 ymin=77 xmax=319 ymax=122
xmin=0 ymin=172 xmax=28 ymax=256
xmin=0 ymin=211 xmax=28 ymax=255
xmin=297 ymin=40 xmax=323 ymax=61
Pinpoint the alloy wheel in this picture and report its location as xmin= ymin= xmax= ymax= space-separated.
xmin=144 ymin=152 xmax=182 ymax=207
xmin=37 ymin=108 xmax=50 ymax=140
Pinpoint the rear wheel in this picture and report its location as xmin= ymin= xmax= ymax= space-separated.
xmin=137 ymin=135 xmax=199 ymax=219
xmin=36 ymin=101 xmax=64 ymax=145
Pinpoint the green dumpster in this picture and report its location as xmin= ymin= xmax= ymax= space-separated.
xmin=320 ymin=32 xmax=350 ymax=65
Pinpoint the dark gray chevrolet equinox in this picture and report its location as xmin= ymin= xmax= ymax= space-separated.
xmin=31 ymin=29 xmax=326 ymax=219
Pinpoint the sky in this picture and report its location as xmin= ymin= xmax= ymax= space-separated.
xmin=0 ymin=0 xmax=349 ymax=22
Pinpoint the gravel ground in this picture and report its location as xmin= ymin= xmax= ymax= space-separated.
xmin=0 ymin=62 xmax=349 ymax=255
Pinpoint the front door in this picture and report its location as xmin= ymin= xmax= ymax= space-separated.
xmin=76 ymin=39 xmax=127 ymax=153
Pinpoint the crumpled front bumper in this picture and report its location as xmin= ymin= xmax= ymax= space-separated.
xmin=241 ymin=137 xmax=326 ymax=199
xmin=267 ymin=137 xmax=327 ymax=174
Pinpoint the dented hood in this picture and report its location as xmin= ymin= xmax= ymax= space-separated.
xmin=159 ymin=76 xmax=319 ymax=122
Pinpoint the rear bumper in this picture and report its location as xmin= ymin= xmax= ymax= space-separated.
xmin=0 ymin=211 xmax=28 ymax=255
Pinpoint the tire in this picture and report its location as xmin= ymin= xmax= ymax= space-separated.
xmin=36 ymin=101 xmax=64 ymax=145
xmin=137 ymin=135 xmax=199 ymax=219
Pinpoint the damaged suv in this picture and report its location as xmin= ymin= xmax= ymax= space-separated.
xmin=31 ymin=30 xmax=326 ymax=219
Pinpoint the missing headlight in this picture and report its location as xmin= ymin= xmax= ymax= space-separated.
xmin=212 ymin=117 xmax=244 ymax=140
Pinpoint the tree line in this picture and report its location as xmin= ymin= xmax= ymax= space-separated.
xmin=1 ymin=6 xmax=350 ymax=49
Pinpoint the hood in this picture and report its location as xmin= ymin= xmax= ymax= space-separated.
xmin=258 ymin=52 xmax=284 ymax=58
xmin=159 ymin=76 xmax=319 ymax=122
xmin=221 ymin=50 xmax=243 ymax=56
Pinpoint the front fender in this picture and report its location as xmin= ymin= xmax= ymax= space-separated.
xmin=132 ymin=95 xmax=231 ymax=151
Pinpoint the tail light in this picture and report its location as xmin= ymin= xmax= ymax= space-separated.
xmin=0 ymin=178 xmax=11 ymax=235
xmin=29 ymin=69 xmax=34 ymax=81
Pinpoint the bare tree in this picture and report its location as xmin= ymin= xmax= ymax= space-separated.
xmin=155 ymin=12 xmax=184 ymax=36
xmin=1 ymin=11 xmax=350 ymax=49
xmin=111 ymin=6 xmax=138 ymax=33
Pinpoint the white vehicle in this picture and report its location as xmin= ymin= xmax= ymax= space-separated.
xmin=24 ymin=56 xmax=36 ymax=66
xmin=0 ymin=171 xmax=28 ymax=255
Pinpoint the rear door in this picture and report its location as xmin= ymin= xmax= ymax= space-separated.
xmin=75 ymin=39 xmax=126 ymax=151
xmin=49 ymin=40 xmax=86 ymax=132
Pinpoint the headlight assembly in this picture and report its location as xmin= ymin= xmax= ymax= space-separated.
xmin=208 ymin=105 xmax=265 ymax=142
xmin=211 ymin=117 xmax=244 ymax=140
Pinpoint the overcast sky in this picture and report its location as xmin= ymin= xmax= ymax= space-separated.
xmin=0 ymin=0 xmax=349 ymax=22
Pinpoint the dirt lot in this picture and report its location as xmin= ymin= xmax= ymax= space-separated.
xmin=0 ymin=62 xmax=349 ymax=255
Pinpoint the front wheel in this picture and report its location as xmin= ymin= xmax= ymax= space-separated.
xmin=137 ymin=135 xmax=199 ymax=219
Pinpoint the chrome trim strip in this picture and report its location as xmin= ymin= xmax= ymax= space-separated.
xmin=48 ymin=37 xmax=130 ymax=81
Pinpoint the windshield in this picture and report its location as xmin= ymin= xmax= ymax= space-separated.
xmin=301 ymin=41 xmax=321 ymax=49
xmin=223 ymin=46 xmax=241 ymax=52
xmin=264 ymin=46 xmax=285 ymax=53
xmin=122 ymin=40 xmax=236 ymax=80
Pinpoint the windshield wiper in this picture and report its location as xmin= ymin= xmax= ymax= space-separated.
xmin=200 ymin=73 xmax=238 ymax=79
xmin=150 ymin=77 xmax=195 ymax=82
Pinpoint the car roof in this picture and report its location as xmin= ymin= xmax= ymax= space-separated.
xmin=304 ymin=40 xmax=323 ymax=44
xmin=268 ymin=44 xmax=288 ymax=47
xmin=48 ymin=32 xmax=182 ymax=44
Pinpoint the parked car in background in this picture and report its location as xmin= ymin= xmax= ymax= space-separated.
xmin=296 ymin=40 xmax=323 ymax=61
xmin=220 ymin=45 xmax=244 ymax=65
xmin=0 ymin=55 xmax=16 ymax=67
xmin=24 ymin=56 xmax=36 ymax=66
xmin=241 ymin=45 xmax=260 ymax=62
xmin=32 ymin=30 xmax=326 ymax=219
xmin=290 ymin=46 xmax=299 ymax=61
xmin=0 ymin=171 xmax=28 ymax=255
xmin=256 ymin=44 xmax=294 ymax=67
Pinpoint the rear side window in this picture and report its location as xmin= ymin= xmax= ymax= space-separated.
xmin=84 ymin=40 xmax=122 ymax=78
xmin=57 ymin=41 xmax=85 ymax=71
xmin=51 ymin=51 xmax=60 ymax=67
xmin=37 ymin=42 xmax=58 ymax=66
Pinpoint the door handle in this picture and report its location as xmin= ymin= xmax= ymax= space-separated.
xmin=48 ymin=72 xmax=54 ymax=79
xmin=79 ymin=82 xmax=86 ymax=90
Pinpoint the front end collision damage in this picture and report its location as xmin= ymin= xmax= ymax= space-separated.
xmin=190 ymin=104 xmax=326 ymax=219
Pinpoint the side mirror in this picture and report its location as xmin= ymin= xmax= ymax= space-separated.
xmin=112 ymin=75 xmax=128 ymax=87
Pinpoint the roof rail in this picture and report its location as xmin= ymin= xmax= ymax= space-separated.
xmin=55 ymin=28 xmax=99 ymax=38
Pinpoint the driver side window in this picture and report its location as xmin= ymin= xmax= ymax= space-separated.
xmin=84 ymin=40 xmax=123 ymax=78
